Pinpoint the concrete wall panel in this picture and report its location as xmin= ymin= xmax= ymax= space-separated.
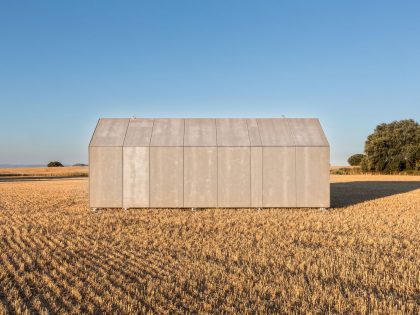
xmin=257 ymin=119 xmax=295 ymax=146
xmin=89 ymin=147 xmax=122 ymax=208
xmin=218 ymin=147 xmax=251 ymax=207
xmin=123 ymin=147 xmax=149 ymax=208
xmin=247 ymin=119 xmax=262 ymax=146
xmin=251 ymin=147 xmax=263 ymax=207
xmin=184 ymin=147 xmax=217 ymax=207
xmin=150 ymin=119 xmax=184 ymax=146
xmin=150 ymin=147 xmax=183 ymax=207
xmin=263 ymin=147 xmax=296 ymax=207
xmin=216 ymin=119 xmax=250 ymax=146
xmin=287 ymin=118 xmax=329 ymax=147
xmin=90 ymin=118 xmax=129 ymax=147
xmin=184 ymin=119 xmax=217 ymax=146
xmin=124 ymin=119 xmax=154 ymax=147
xmin=296 ymin=147 xmax=330 ymax=207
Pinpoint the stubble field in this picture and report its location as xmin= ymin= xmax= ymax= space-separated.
xmin=0 ymin=166 xmax=88 ymax=179
xmin=0 ymin=174 xmax=419 ymax=314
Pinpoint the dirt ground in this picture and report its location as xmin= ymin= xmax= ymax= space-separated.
xmin=0 ymin=175 xmax=419 ymax=314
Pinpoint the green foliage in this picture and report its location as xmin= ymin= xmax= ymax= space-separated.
xmin=347 ymin=154 xmax=364 ymax=166
xmin=330 ymin=167 xmax=362 ymax=175
xmin=47 ymin=161 xmax=64 ymax=167
xmin=361 ymin=119 xmax=420 ymax=173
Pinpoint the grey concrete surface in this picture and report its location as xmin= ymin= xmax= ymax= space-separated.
xmin=150 ymin=119 xmax=184 ymax=146
xmin=263 ymin=147 xmax=296 ymax=207
xmin=90 ymin=118 xmax=130 ymax=147
xmin=123 ymin=147 xmax=149 ymax=208
xmin=251 ymin=147 xmax=263 ymax=207
xmin=247 ymin=119 xmax=262 ymax=146
xmin=184 ymin=147 xmax=217 ymax=207
xmin=288 ymin=118 xmax=329 ymax=147
xmin=150 ymin=147 xmax=184 ymax=207
xmin=218 ymin=147 xmax=251 ymax=207
xmin=216 ymin=119 xmax=250 ymax=146
xmin=89 ymin=147 xmax=123 ymax=208
xmin=257 ymin=119 xmax=295 ymax=146
xmin=296 ymin=146 xmax=330 ymax=207
xmin=89 ymin=117 xmax=330 ymax=208
xmin=123 ymin=119 xmax=154 ymax=147
xmin=184 ymin=119 xmax=217 ymax=147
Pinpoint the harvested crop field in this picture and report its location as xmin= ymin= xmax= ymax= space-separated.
xmin=0 ymin=175 xmax=419 ymax=314
xmin=0 ymin=166 xmax=88 ymax=180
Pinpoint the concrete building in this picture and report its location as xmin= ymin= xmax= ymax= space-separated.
xmin=89 ymin=118 xmax=330 ymax=209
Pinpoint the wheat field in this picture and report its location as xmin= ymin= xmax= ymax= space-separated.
xmin=0 ymin=166 xmax=88 ymax=178
xmin=0 ymin=175 xmax=419 ymax=314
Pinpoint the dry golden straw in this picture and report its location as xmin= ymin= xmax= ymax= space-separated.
xmin=0 ymin=174 xmax=419 ymax=314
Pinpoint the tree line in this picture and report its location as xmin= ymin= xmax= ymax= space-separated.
xmin=348 ymin=119 xmax=419 ymax=173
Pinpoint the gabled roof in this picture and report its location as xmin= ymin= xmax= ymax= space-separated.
xmin=184 ymin=119 xmax=217 ymax=146
xmin=89 ymin=118 xmax=129 ymax=147
xmin=89 ymin=118 xmax=329 ymax=147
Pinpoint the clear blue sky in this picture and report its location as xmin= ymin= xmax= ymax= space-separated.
xmin=1 ymin=1 xmax=419 ymax=166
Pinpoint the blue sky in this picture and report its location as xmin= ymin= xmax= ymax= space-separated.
xmin=0 ymin=1 xmax=419 ymax=165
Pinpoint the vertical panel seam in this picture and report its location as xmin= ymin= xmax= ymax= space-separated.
xmin=256 ymin=119 xmax=263 ymax=208
xmin=121 ymin=146 xmax=124 ymax=208
xmin=245 ymin=119 xmax=251 ymax=208
xmin=285 ymin=119 xmax=297 ymax=207
xmin=149 ymin=119 xmax=155 ymax=208
xmin=262 ymin=147 xmax=264 ymax=208
xmin=121 ymin=119 xmax=131 ymax=208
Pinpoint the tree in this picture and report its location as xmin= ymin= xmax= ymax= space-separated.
xmin=361 ymin=119 xmax=420 ymax=173
xmin=48 ymin=161 xmax=64 ymax=167
xmin=347 ymin=154 xmax=364 ymax=166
